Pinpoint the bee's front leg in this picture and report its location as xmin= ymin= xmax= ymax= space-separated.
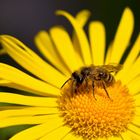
xmin=71 ymin=80 xmax=80 ymax=96
xmin=92 ymin=82 xmax=97 ymax=100
xmin=85 ymin=78 xmax=90 ymax=93
xmin=102 ymin=82 xmax=113 ymax=101
xmin=71 ymin=80 xmax=75 ymax=95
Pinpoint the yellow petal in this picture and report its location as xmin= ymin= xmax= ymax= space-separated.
xmin=0 ymin=35 xmax=67 ymax=87
xmin=121 ymin=132 xmax=131 ymax=140
xmin=10 ymin=116 xmax=63 ymax=140
xmin=131 ymin=116 xmax=140 ymax=126
xmin=0 ymin=48 xmax=6 ymax=55
xmin=72 ymin=32 xmax=84 ymax=65
xmin=126 ymin=130 xmax=140 ymax=140
xmin=50 ymin=26 xmax=83 ymax=72
xmin=0 ymin=106 xmax=25 ymax=110
xmin=63 ymin=133 xmax=83 ymax=140
xmin=124 ymin=34 xmax=140 ymax=68
xmin=0 ymin=79 xmax=10 ymax=84
xmin=0 ymin=81 xmax=48 ymax=95
xmin=34 ymin=31 xmax=71 ymax=76
xmin=0 ymin=92 xmax=58 ymax=107
xmin=135 ymin=107 xmax=140 ymax=115
xmin=56 ymin=10 xmax=92 ymax=65
xmin=89 ymin=21 xmax=106 ymax=65
xmin=0 ymin=107 xmax=59 ymax=119
xmin=107 ymin=136 xmax=122 ymax=140
xmin=71 ymin=33 xmax=85 ymax=68
xmin=110 ymin=8 xmax=134 ymax=63
xmin=0 ymin=63 xmax=60 ymax=96
xmin=128 ymin=124 xmax=140 ymax=135
xmin=127 ymin=76 xmax=140 ymax=94
xmin=96 ymin=138 xmax=105 ymax=140
xmin=39 ymin=126 xmax=71 ymax=140
xmin=124 ymin=57 xmax=140 ymax=83
xmin=125 ymin=57 xmax=140 ymax=83
xmin=133 ymin=94 xmax=140 ymax=106
xmin=75 ymin=10 xmax=91 ymax=27
xmin=116 ymin=57 xmax=140 ymax=84
xmin=116 ymin=35 xmax=140 ymax=80
xmin=72 ymin=10 xmax=90 ymax=67
xmin=105 ymin=43 xmax=113 ymax=64
xmin=0 ymin=115 xmax=57 ymax=128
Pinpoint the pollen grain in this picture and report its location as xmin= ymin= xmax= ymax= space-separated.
xmin=57 ymin=81 xmax=135 ymax=139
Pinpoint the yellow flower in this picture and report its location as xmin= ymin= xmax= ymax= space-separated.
xmin=0 ymin=8 xmax=140 ymax=140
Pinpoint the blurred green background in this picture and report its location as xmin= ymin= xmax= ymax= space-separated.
xmin=0 ymin=0 xmax=139 ymax=139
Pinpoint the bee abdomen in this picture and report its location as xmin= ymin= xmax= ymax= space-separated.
xmin=106 ymin=74 xmax=114 ymax=85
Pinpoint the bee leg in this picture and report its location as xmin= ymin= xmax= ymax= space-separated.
xmin=71 ymin=80 xmax=76 ymax=96
xmin=102 ymin=82 xmax=112 ymax=100
xmin=92 ymin=82 xmax=97 ymax=100
xmin=71 ymin=81 xmax=79 ymax=96
xmin=85 ymin=78 xmax=89 ymax=93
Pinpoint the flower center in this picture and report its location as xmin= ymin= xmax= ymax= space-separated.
xmin=57 ymin=81 xmax=135 ymax=139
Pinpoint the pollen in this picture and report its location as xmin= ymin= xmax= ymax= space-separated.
xmin=57 ymin=81 xmax=135 ymax=139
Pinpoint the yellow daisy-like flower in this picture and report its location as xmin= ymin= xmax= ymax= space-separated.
xmin=0 ymin=8 xmax=140 ymax=140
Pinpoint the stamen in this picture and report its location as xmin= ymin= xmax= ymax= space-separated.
xmin=58 ymin=81 xmax=135 ymax=139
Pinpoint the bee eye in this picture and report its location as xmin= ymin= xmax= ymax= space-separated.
xmin=99 ymin=72 xmax=106 ymax=78
xmin=99 ymin=72 xmax=103 ymax=76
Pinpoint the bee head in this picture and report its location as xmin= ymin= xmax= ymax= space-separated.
xmin=72 ymin=72 xmax=83 ymax=83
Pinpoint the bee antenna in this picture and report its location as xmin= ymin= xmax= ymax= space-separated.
xmin=61 ymin=78 xmax=71 ymax=89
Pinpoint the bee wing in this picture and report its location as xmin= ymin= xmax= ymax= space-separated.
xmin=101 ymin=64 xmax=123 ymax=73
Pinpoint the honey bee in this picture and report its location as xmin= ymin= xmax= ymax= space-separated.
xmin=61 ymin=64 xmax=123 ymax=98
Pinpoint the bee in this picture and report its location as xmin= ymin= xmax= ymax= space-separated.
xmin=61 ymin=64 xmax=123 ymax=98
